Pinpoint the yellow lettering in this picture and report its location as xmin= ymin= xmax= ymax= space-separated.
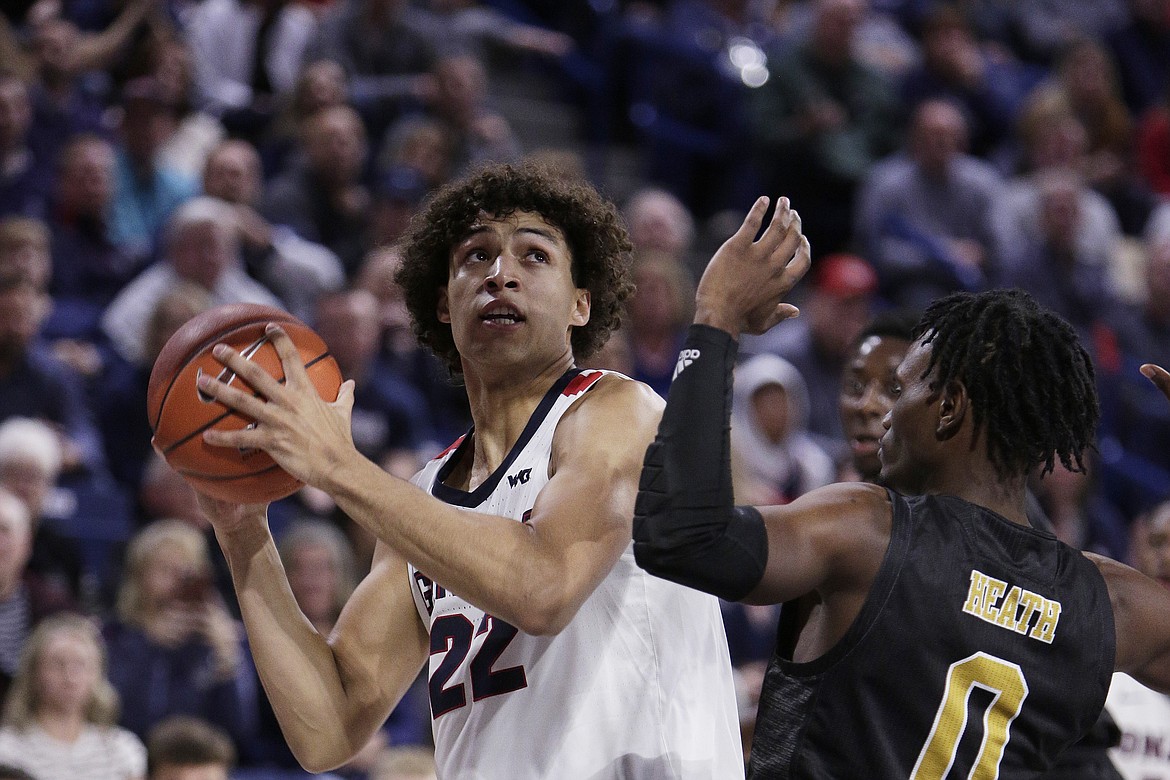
xmin=982 ymin=578 xmax=1006 ymax=622
xmin=963 ymin=571 xmax=988 ymax=616
xmin=1029 ymin=599 xmax=1061 ymax=644
xmin=996 ymin=586 xmax=1022 ymax=630
xmin=962 ymin=570 xmax=1062 ymax=644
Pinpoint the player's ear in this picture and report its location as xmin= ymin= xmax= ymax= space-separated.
xmin=437 ymin=286 xmax=451 ymax=324
xmin=571 ymin=288 xmax=590 ymax=327
xmin=936 ymin=379 xmax=968 ymax=440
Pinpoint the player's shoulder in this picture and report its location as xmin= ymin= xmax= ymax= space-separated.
xmin=562 ymin=369 xmax=665 ymax=421
xmin=552 ymin=371 xmax=663 ymax=461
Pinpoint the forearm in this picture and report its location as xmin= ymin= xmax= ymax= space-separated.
xmin=632 ymin=324 xmax=768 ymax=601
xmin=323 ymin=454 xmax=581 ymax=634
xmin=214 ymin=521 xmax=367 ymax=768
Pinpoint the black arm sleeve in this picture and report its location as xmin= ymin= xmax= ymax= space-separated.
xmin=632 ymin=324 xmax=769 ymax=602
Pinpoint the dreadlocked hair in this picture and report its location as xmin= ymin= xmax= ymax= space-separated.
xmin=914 ymin=289 xmax=1098 ymax=480
xmin=395 ymin=162 xmax=634 ymax=375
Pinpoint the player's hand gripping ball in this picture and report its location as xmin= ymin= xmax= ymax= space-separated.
xmin=147 ymin=303 xmax=343 ymax=503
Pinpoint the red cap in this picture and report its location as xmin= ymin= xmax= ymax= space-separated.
xmin=814 ymin=253 xmax=878 ymax=299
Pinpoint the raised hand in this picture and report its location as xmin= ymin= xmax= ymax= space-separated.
xmin=195 ymin=323 xmax=357 ymax=489
xmin=694 ymin=196 xmax=811 ymax=338
xmin=1141 ymin=364 xmax=1170 ymax=403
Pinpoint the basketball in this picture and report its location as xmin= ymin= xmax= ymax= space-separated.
xmin=147 ymin=303 xmax=343 ymax=504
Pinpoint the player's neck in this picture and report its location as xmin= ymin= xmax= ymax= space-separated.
xmin=928 ymin=463 xmax=1030 ymax=525
xmin=461 ymin=353 xmax=575 ymax=473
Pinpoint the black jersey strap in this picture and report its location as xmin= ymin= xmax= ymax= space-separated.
xmin=633 ymin=324 xmax=769 ymax=602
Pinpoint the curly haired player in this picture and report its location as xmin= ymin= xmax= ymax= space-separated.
xmin=193 ymin=164 xmax=745 ymax=777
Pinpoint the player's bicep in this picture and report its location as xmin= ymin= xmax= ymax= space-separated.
xmin=530 ymin=381 xmax=663 ymax=586
xmin=1093 ymin=554 xmax=1170 ymax=693
xmin=747 ymin=484 xmax=891 ymax=605
xmin=329 ymin=541 xmax=429 ymax=735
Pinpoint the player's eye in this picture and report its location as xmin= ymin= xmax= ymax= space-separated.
xmin=527 ymin=250 xmax=549 ymax=263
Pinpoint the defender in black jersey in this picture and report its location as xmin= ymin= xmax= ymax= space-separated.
xmin=633 ymin=196 xmax=1170 ymax=778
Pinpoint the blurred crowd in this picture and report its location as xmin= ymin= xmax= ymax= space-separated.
xmin=0 ymin=0 xmax=1169 ymax=777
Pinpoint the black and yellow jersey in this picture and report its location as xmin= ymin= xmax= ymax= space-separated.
xmin=750 ymin=490 xmax=1116 ymax=779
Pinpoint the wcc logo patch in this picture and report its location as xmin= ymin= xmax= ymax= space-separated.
xmin=673 ymin=348 xmax=700 ymax=380
xmin=507 ymin=468 xmax=532 ymax=488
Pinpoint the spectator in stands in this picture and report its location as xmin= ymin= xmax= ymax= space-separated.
xmin=369 ymin=164 xmax=429 ymax=248
xmin=262 ymin=57 xmax=349 ymax=177
xmin=101 ymin=196 xmax=281 ymax=367
xmin=741 ymin=252 xmax=879 ymax=450
xmin=47 ymin=134 xmax=145 ymax=340
xmin=184 ymin=0 xmax=317 ymax=141
xmin=383 ymin=54 xmax=521 ymax=183
xmin=149 ymin=36 xmax=226 ymax=183
xmin=625 ymin=251 xmax=694 ymax=398
xmin=0 ymin=272 xmax=106 ymax=475
xmin=0 ymin=486 xmax=76 ymax=704
xmin=899 ymin=4 xmax=1036 ymax=159
xmin=377 ymin=115 xmax=453 ymax=195
xmin=750 ymin=0 xmax=901 ymax=254
xmin=1030 ymin=457 xmax=1129 ymax=560
xmin=0 ymin=76 xmax=50 ymax=221
xmin=109 ymin=77 xmax=199 ymax=260
xmin=1008 ymin=0 xmax=1130 ymax=65
xmin=261 ymin=105 xmax=372 ymax=276
xmin=622 ymin=187 xmax=699 ymax=279
xmin=355 ymin=246 xmax=471 ymax=444
xmin=991 ymin=99 xmax=1125 ymax=291
xmin=315 ymin=288 xmax=438 ymax=481
xmin=1001 ymin=168 xmax=1123 ymax=338
xmin=855 ymin=98 xmax=1003 ymax=307
xmin=0 ymin=218 xmax=49 ymax=291
xmin=96 ymin=282 xmax=212 ymax=496
xmin=418 ymin=0 xmax=573 ymax=62
xmin=730 ymin=353 xmax=835 ymax=506
xmin=202 ymin=138 xmax=344 ymax=320
xmin=145 ymin=716 xmax=234 ymax=780
xmin=181 ymin=0 xmax=313 ymax=144
xmin=103 ymin=520 xmax=254 ymax=748
xmin=278 ymin=520 xmax=357 ymax=637
xmin=1034 ymin=37 xmax=1156 ymax=236
xmin=1107 ymin=0 xmax=1170 ymax=115
xmin=0 ymin=418 xmax=84 ymax=608
xmin=306 ymin=0 xmax=436 ymax=130
xmin=1107 ymin=234 xmax=1170 ymax=371
xmin=0 ymin=613 xmax=147 ymax=780
xmin=25 ymin=15 xmax=113 ymax=167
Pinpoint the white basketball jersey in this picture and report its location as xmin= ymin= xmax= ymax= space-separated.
xmin=1106 ymin=673 xmax=1170 ymax=779
xmin=408 ymin=369 xmax=744 ymax=779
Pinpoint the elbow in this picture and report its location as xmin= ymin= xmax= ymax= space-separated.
xmin=512 ymin=592 xmax=576 ymax=637
xmin=292 ymin=744 xmax=350 ymax=775
xmin=286 ymin=720 xmax=364 ymax=773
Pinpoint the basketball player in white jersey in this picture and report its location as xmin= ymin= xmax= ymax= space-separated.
xmin=190 ymin=164 xmax=750 ymax=777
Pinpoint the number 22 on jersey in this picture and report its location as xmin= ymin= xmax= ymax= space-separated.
xmin=429 ymin=613 xmax=529 ymax=718
xmin=911 ymin=652 xmax=1030 ymax=780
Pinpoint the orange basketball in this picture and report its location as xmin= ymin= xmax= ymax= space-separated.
xmin=147 ymin=303 xmax=343 ymax=503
